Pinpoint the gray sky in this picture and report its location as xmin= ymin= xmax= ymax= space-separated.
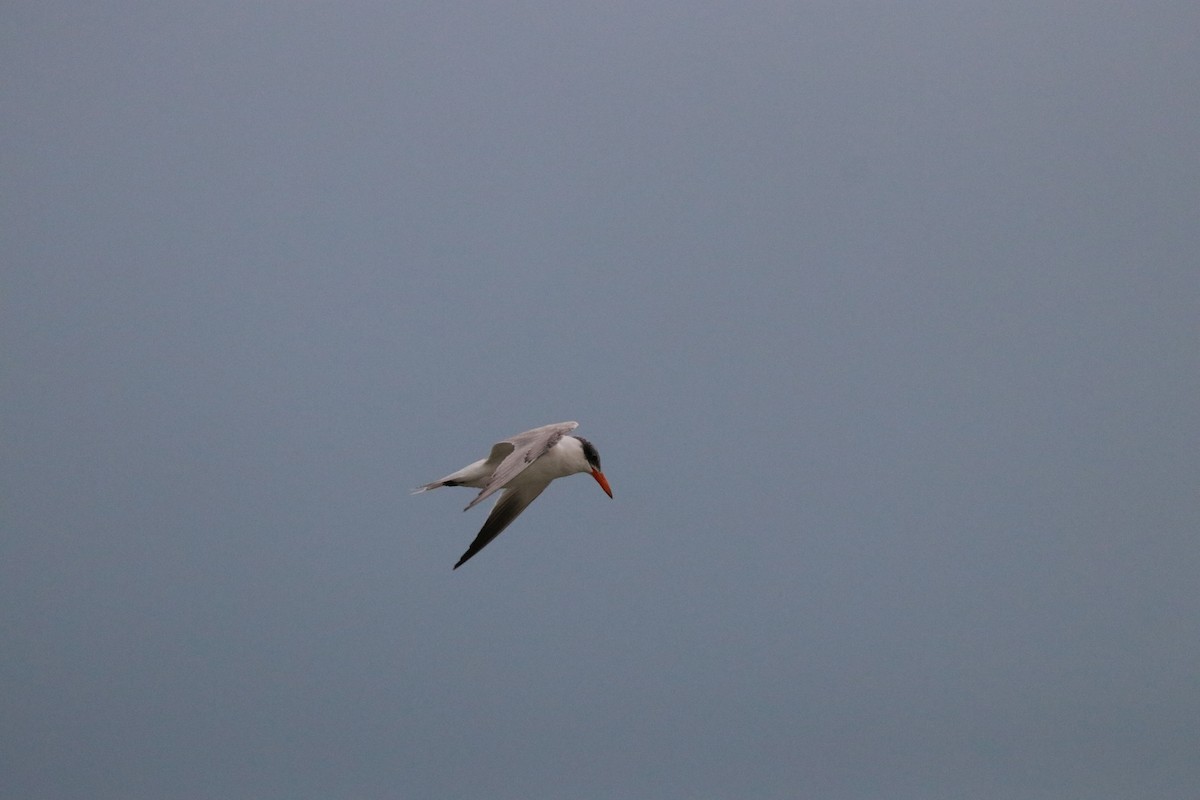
xmin=4 ymin=3 xmax=1198 ymax=798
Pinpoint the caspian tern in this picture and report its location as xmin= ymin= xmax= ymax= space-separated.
xmin=414 ymin=421 xmax=613 ymax=569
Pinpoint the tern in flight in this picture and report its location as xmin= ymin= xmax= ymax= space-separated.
xmin=414 ymin=421 xmax=612 ymax=569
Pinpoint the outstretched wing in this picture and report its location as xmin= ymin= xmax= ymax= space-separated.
xmin=463 ymin=421 xmax=578 ymax=511
xmin=453 ymin=482 xmax=550 ymax=569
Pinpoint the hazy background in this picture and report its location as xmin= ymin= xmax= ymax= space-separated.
xmin=4 ymin=3 xmax=1198 ymax=798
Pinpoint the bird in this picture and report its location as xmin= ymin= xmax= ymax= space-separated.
xmin=414 ymin=421 xmax=612 ymax=569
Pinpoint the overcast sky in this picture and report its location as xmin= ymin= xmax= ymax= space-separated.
xmin=4 ymin=3 xmax=1198 ymax=798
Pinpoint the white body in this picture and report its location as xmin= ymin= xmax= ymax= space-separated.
xmin=433 ymin=434 xmax=592 ymax=494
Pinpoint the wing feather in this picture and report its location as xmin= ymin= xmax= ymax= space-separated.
xmin=453 ymin=484 xmax=549 ymax=569
xmin=463 ymin=421 xmax=577 ymax=511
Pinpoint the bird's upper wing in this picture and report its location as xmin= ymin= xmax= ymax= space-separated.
xmin=453 ymin=482 xmax=550 ymax=569
xmin=482 ymin=441 xmax=515 ymax=468
xmin=463 ymin=421 xmax=578 ymax=511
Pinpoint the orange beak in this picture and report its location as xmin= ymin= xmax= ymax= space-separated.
xmin=591 ymin=468 xmax=613 ymax=498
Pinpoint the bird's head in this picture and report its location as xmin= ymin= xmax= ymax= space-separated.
xmin=575 ymin=436 xmax=613 ymax=498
